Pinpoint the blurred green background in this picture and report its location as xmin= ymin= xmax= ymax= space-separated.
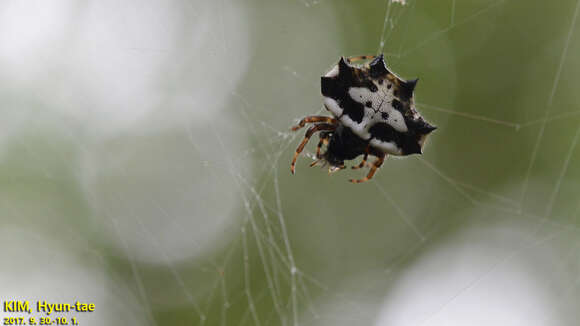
xmin=1 ymin=0 xmax=580 ymax=325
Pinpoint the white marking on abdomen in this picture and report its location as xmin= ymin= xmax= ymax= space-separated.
xmin=325 ymin=65 xmax=339 ymax=77
xmin=323 ymin=97 xmax=343 ymax=116
xmin=383 ymin=109 xmax=408 ymax=132
xmin=340 ymin=115 xmax=371 ymax=140
xmin=370 ymin=139 xmax=402 ymax=155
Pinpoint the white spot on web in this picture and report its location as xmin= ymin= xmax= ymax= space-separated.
xmin=71 ymin=1 xmax=252 ymax=267
xmin=79 ymin=117 xmax=247 ymax=265
xmin=0 ymin=1 xmax=250 ymax=135
xmin=373 ymin=218 xmax=564 ymax=326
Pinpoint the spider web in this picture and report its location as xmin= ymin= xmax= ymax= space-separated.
xmin=2 ymin=0 xmax=580 ymax=325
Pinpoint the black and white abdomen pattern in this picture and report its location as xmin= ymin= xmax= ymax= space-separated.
xmin=320 ymin=55 xmax=435 ymax=156
xmin=347 ymin=86 xmax=408 ymax=133
xmin=290 ymin=54 xmax=436 ymax=183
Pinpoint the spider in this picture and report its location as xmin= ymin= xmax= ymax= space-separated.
xmin=290 ymin=54 xmax=436 ymax=183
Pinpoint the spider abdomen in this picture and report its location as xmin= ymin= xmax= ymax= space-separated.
xmin=290 ymin=54 xmax=436 ymax=183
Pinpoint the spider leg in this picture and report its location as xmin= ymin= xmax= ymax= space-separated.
xmin=315 ymin=133 xmax=331 ymax=158
xmin=309 ymin=133 xmax=330 ymax=168
xmin=291 ymin=124 xmax=336 ymax=174
xmin=291 ymin=116 xmax=337 ymax=131
xmin=309 ymin=160 xmax=321 ymax=168
xmin=351 ymin=145 xmax=370 ymax=170
xmin=349 ymin=153 xmax=387 ymax=184
xmin=351 ymin=153 xmax=368 ymax=170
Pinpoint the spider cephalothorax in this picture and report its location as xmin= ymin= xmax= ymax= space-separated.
xmin=290 ymin=54 xmax=436 ymax=183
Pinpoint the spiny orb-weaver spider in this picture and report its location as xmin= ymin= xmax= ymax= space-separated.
xmin=290 ymin=54 xmax=436 ymax=183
